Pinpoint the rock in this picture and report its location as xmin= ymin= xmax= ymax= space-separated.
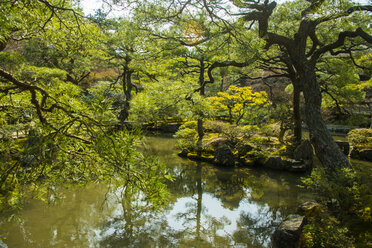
xmin=214 ymin=145 xmax=235 ymax=166
xmin=241 ymin=158 xmax=255 ymax=166
xmin=178 ymin=148 xmax=189 ymax=158
xmin=272 ymin=215 xmax=307 ymax=248
xmin=350 ymin=148 xmax=372 ymax=162
xmin=326 ymin=198 xmax=341 ymax=211
xmin=335 ymin=140 xmax=350 ymax=155
xmin=187 ymin=152 xmax=214 ymax=163
xmin=263 ymin=157 xmax=306 ymax=172
xmin=298 ymin=201 xmax=325 ymax=217
xmin=236 ymin=142 xmax=254 ymax=156
xmin=203 ymin=137 xmax=228 ymax=153
xmin=293 ymin=140 xmax=313 ymax=170
xmin=286 ymin=159 xmax=307 ymax=172
xmin=264 ymin=156 xmax=284 ymax=169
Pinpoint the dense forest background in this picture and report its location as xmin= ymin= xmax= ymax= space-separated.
xmin=0 ymin=0 xmax=371 ymax=247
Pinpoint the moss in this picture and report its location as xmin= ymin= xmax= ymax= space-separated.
xmin=187 ymin=152 xmax=215 ymax=163
xmin=242 ymin=158 xmax=255 ymax=166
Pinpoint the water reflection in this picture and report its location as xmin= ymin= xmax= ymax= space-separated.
xmin=0 ymin=135 xmax=313 ymax=248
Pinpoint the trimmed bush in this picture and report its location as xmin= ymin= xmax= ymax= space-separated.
xmin=348 ymin=128 xmax=372 ymax=149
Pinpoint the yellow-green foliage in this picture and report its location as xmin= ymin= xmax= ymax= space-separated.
xmin=208 ymin=85 xmax=270 ymax=124
xmin=348 ymin=128 xmax=372 ymax=149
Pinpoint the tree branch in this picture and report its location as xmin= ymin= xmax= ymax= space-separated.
xmin=311 ymin=28 xmax=372 ymax=63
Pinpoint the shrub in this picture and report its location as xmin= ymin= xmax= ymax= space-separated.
xmin=348 ymin=128 xmax=372 ymax=149
xmin=204 ymin=120 xmax=232 ymax=133
xmin=174 ymin=121 xmax=198 ymax=150
xmin=301 ymin=217 xmax=355 ymax=248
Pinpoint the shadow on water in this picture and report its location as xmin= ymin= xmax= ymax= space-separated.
xmin=0 ymin=134 xmax=314 ymax=248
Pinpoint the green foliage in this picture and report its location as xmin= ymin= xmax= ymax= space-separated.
xmin=203 ymin=120 xmax=232 ymax=133
xmin=301 ymin=168 xmax=365 ymax=217
xmin=340 ymin=114 xmax=371 ymax=127
xmin=302 ymin=216 xmax=355 ymax=248
xmin=0 ymin=127 xmax=170 ymax=212
xmin=301 ymin=168 xmax=372 ymax=247
xmin=318 ymin=58 xmax=365 ymax=110
xmin=83 ymin=81 xmax=122 ymax=123
xmin=347 ymin=128 xmax=372 ymax=149
xmin=130 ymin=79 xmax=197 ymax=122
xmin=174 ymin=121 xmax=198 ymax=150
xmin=0 ymin=3 xmax=170 ymax=212
xmin=0 ymin=52 xmax=25 ymax=70
xmin=93 ymin=131 xmax=171 ymax=207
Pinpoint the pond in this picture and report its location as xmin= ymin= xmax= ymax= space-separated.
xmin=0 ymin=134 xmax=314 ymax=248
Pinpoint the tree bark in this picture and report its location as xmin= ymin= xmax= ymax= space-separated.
xmin=300 ymin=67 xmax=350 ymax=170
xmin=293 ymin=83 xmax=302 ymax=144
xmin=119 ymin=60 xmax=133 ymax=123
xmin=197 ymin=59 xmax=205 ymax=157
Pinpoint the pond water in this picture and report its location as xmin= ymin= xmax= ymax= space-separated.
xmin=0 ymin=135 xmax=314 ymax=248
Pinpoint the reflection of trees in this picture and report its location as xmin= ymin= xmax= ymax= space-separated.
xmin=171 ymin=162 xmax=232 ymax=247
xmin=196 ymin=162 xmax=203 ymax=240
xmin=1 ymin=136 xmax=313 ymax=247
xmin=98 ymin=188 xmax=177 ymax=248
xmin=234 ymin=206 xmax=281 ymax=248
xmin=209 ymin=168 xmax=248 ymax=209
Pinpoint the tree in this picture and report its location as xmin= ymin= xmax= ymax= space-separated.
xmin=0 ymin=0 xmax=170 ymax=211
xmin=209 ymin=85 xmax=270 ymax=125
xmin=228 ymin=0 xmax=371 ymax=170
xmin=103 ymin=17 xmax=164 ymax=122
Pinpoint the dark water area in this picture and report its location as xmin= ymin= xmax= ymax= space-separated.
xmin=0 ymin=134 xmax=315 ymax=248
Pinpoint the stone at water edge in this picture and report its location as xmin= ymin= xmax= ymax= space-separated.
xmin=272 ymin=214 xmax=307 ymax=248
xmin=298 ymin=201 xmax=325 ymax=217
xmin=178 ymin=148 xmax=189 ymax=158
xmin=214 ymin=144 xmax=235 ymax=166
xmin=264 ymin=156 xmax=284 ymax=169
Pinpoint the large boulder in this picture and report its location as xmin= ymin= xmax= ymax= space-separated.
xmin=293 ymin=140 xmax=313 ymax=170
xmin=272 ymin=215 xmax=307 ymax=248
xmin=203 ymin=137 xmax=228 ymax=153
xmin=214 ymin=144 xmax=235 ymax=166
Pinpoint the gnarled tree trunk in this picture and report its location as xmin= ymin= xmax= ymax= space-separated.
xmin=300 ymin=67 xmax=350 ymax=170
xmin=293 ymin=83 xmax=302 ymax=145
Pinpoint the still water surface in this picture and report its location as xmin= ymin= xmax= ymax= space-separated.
xmin=0 ymin=135 xmax=313 ymax=247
